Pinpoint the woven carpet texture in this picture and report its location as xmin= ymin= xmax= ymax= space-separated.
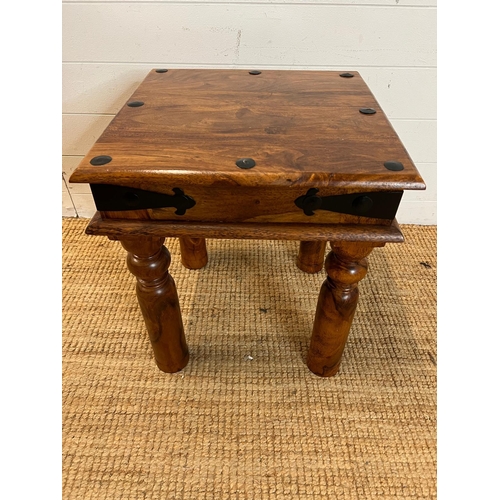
xmin=63 ymin=219 xmax=436 ymax=499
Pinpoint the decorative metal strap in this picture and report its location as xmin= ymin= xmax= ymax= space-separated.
xmin=294 ymin=189 xmax=402 ymax=219
xmin=90 ymin=184 xmax=196 ymax=215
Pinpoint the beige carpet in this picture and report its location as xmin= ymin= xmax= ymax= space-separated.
xmin=62 ymin=218 xmax=436 ymax=499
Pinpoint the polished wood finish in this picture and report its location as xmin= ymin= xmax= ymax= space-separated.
xmin=70 ymin=69 xmax=425 ymax=192
xmin=85 ymin=212 xmax=405 ymax=243
xmin=307 ymin=242 xmax=380 ymax=377
xmin=102 ymin=185 xmax=397 ymax=225
xmin=120 ymin=237 xmax=189 ymax=373
xmin=179 ymin=237 xmax=208 ymax=269
xmin=69 ymin=69 xmax=425 ymax=376
xmin=296 ymin=241 xmax=327 ymax=274
xmin=70 ymin=69 xmax=424 ymax=226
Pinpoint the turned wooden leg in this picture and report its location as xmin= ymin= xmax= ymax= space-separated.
xmin=296 ymin=241 xmax=327 ymax=273
xmin=179 ymin=237 xmax=208 ymax=270
xmin=120 ymin=237 xmax=189 ymax=373
xmin=307 ymin=242 xmax=379 ymax=377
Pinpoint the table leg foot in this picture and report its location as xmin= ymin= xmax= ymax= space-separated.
xmin=179 ymin=237 xmax=208 ymax=270
xmin=120 ymin=237 xmax=189 ymax=373
xmin=307 ymin=242 xmax=376 ymax=377
xmin=296 ymin=241 xmax=327 ymax=273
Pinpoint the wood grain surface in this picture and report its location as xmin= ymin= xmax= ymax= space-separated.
xmin=85 ymin=212 xmax=405 ymax=243
xmin=296 ymin=241 xmax=327 ymax=274
xmin=179 ymin=237 xmax=208 ymax=270
xmin=120 ymin=237 xmax=189 ymax=373
xmin=307 ymin=242 xmax=379 ymax=376
xmin=70 ymin=69 xmax=425 ymax=192
xmin=100 ymin=184 xmax=399 ymax=225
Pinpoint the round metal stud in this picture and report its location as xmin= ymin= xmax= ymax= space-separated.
xmin=302 ymin=193 xmax=322 ymax=213
xmin=340 ymin=72 xmax=354 ymax=78
xmin=249 ymin=70 xmax=262 ymax=75
xmin=236 ymin=158 xmax=256 ymax=169
xmin=384 ymin=161 xmax=404 ymax=171
xmin=352 ymin=195 xmax=373 ymax=214
xmin=127 ymin=101 xmax=144 ymax=107
xmin=155 ymin=69 xmax=168 ymax=73
xmin=359 ymin=108 xmax=376 ymax=115
xmin=90 ymin=155 xmax=112 ymax=166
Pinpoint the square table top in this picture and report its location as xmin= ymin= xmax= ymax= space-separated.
xmin=70 ymin=69 xmax=425 ymax=192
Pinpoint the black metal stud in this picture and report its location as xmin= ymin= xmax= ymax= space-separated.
xmin=297 ymin=188 xmax=322 ymax=216
xmin=352 ymin=195 xmax=374 ymax=213
xmin=359 ymin=108 xmax=376 ymax=115
xmin=127 ymin=101 xmax=144 ymax=107
xmin=384 ymin=161 xmax=404 ymax=171
xmin=340 ymin=72 xmax=354 ymax=78
xmin=236 ymin=158 xmax=256 ymax=169
xmin=155 ymin=69 xmax=168 ymax=73
xmin=249 ymin=70 xmax=262 ymax=75
xmin=90 ymin=155 xmax=112 ymax=166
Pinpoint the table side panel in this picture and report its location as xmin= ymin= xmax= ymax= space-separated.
xmin=97 ymin=184 xmax=401 ymax=225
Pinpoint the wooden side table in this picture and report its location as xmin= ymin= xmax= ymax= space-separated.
xmin=69 ymin=69 xmax=425 ymax=377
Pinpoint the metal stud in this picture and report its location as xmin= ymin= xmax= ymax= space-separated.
xmin=384 ymin=161 xmax=404 ymax=171
xmin=340 ymin=72 xmax=354 ymax=78
xmin=90 ymin=155 xmax=112 ymax=166
xmin=249 ymin=70 xmax=262 ymax=75
xmin=127 ymin=101 xmax=144 ymax=107
xmin=352 ymin=195 xmax=374 ymax=213
xmin=359 ymin=108 xmax=376 ymax=115
xmin=155 ymin=69 xmax=168 ymax=73
xmin=236 ymin=158 xmax=256 ymax=169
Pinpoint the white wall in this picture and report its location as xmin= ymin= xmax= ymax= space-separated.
xmin=62 ymin=0 xmax=436 ymax=224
